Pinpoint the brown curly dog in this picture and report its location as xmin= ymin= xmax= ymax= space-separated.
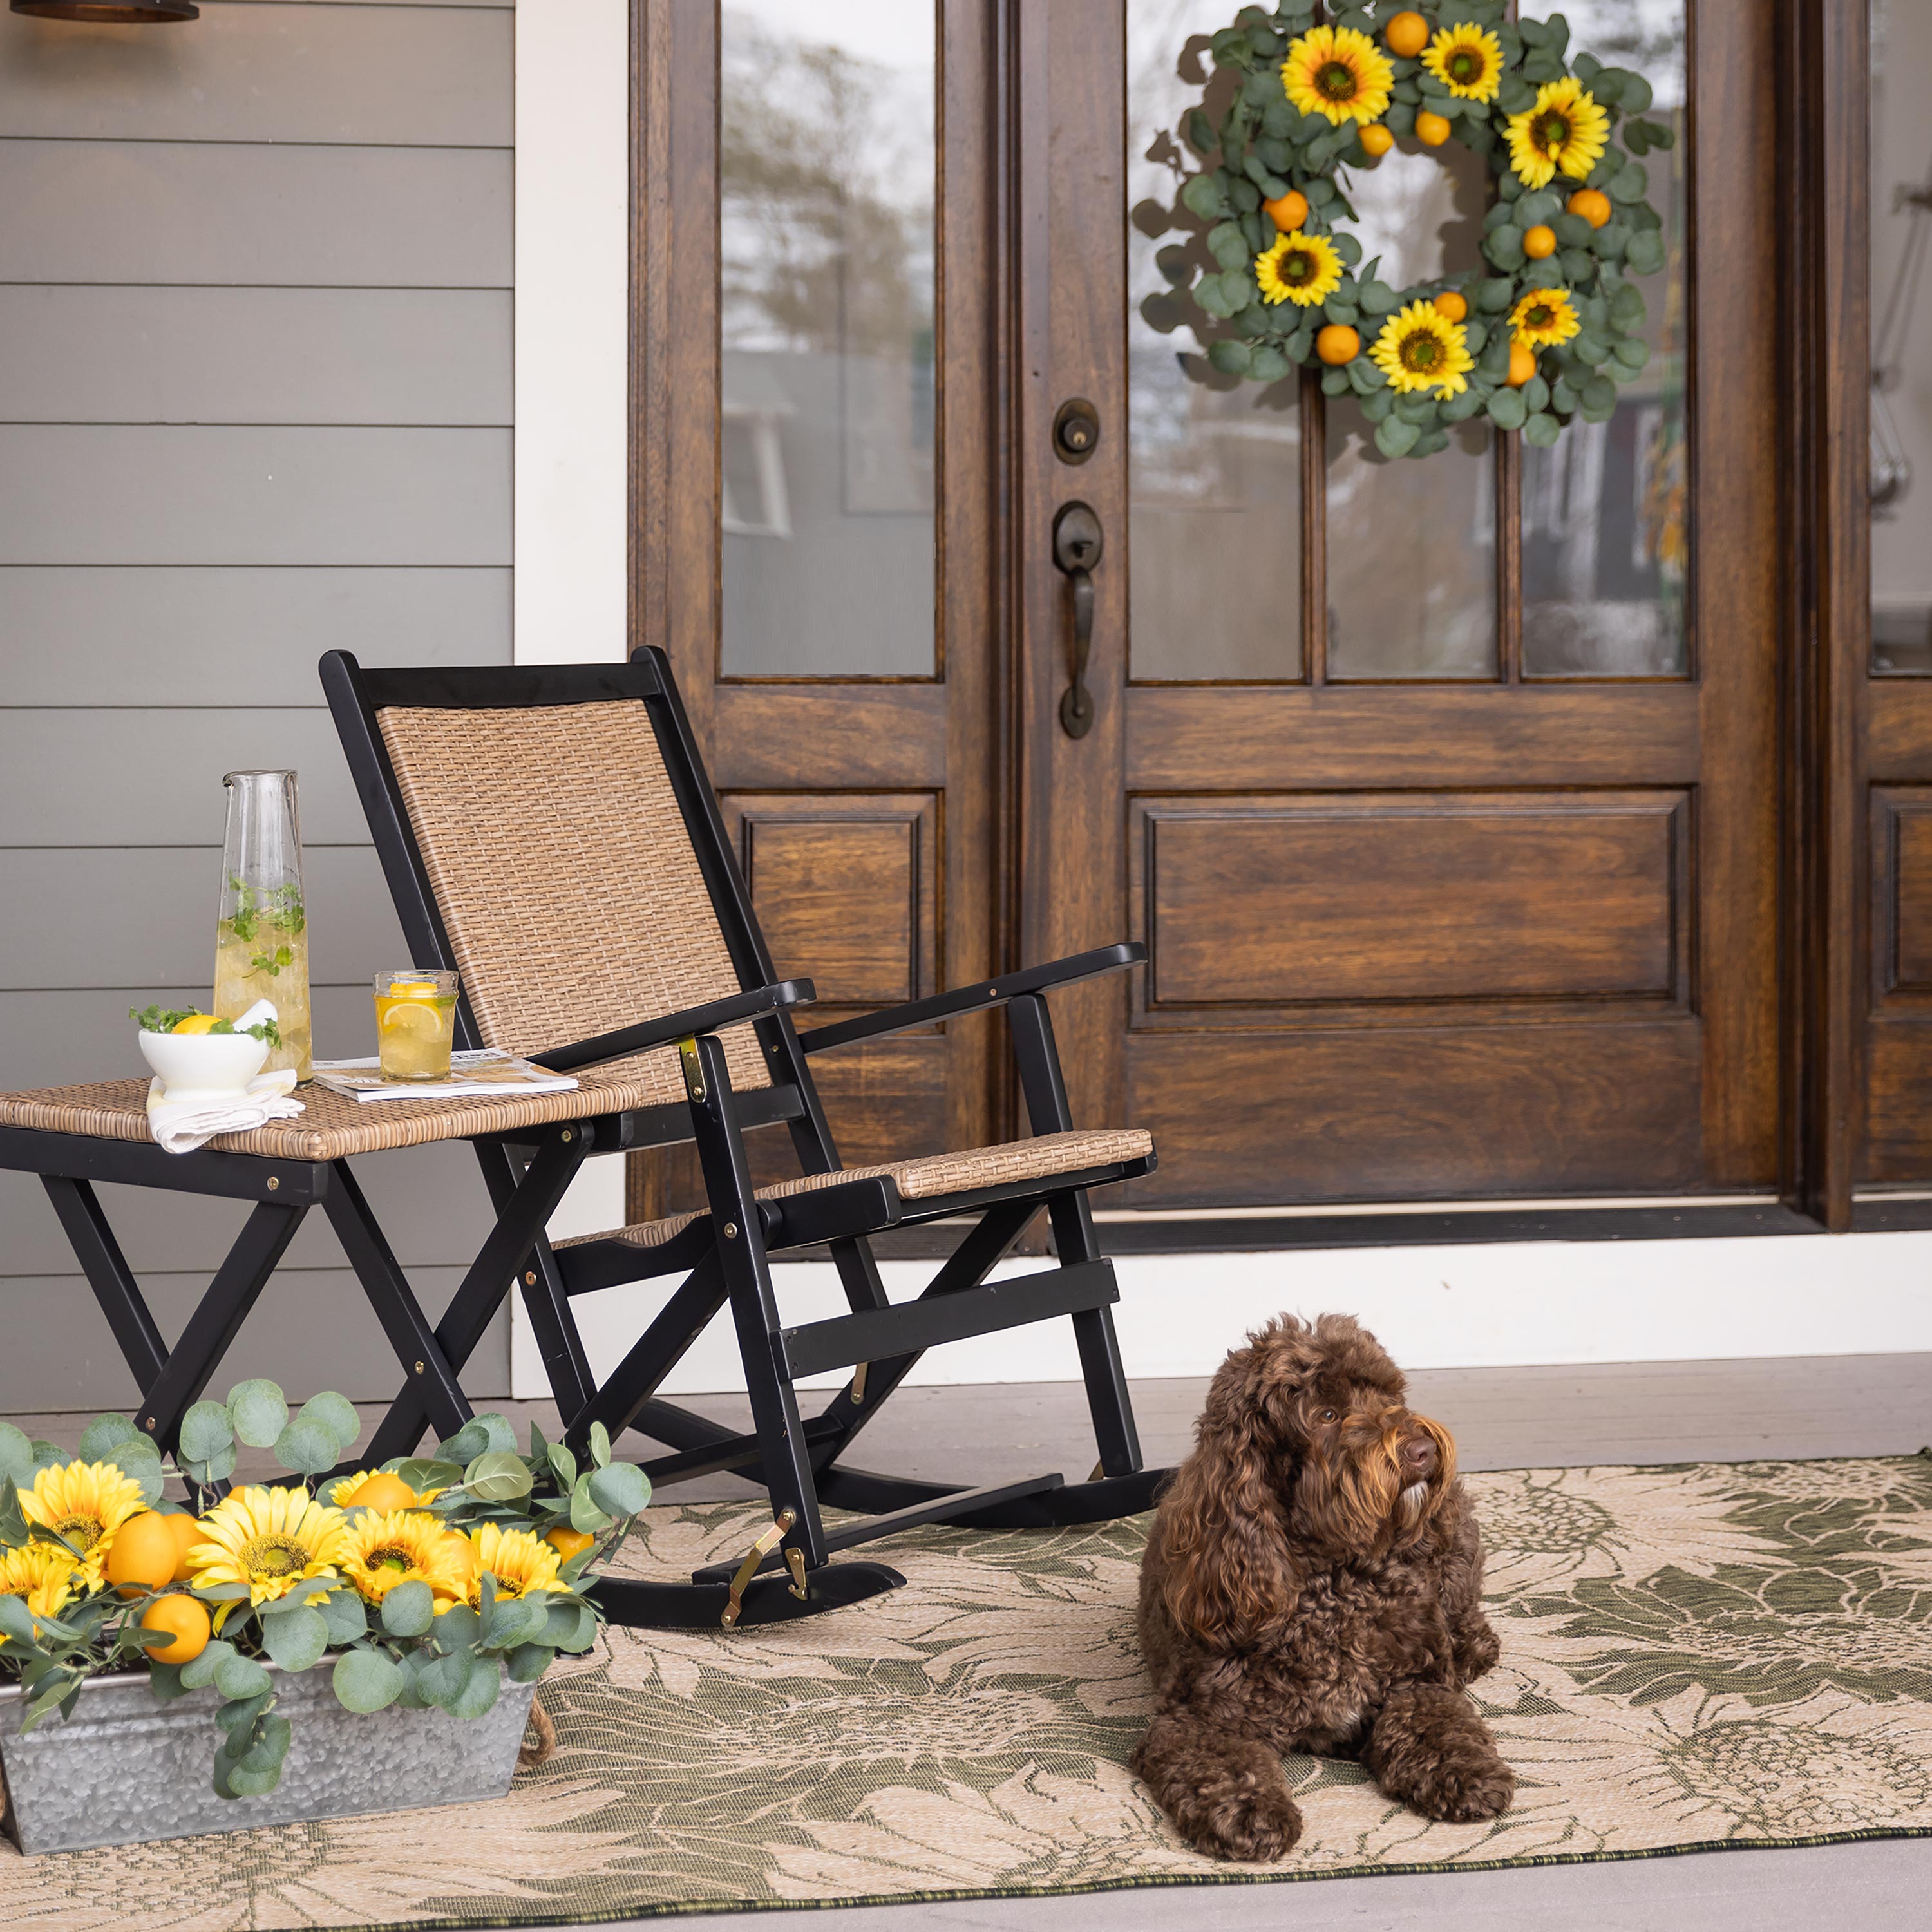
xmin=1131 ymin=1313 xmax=1512 ymax=1862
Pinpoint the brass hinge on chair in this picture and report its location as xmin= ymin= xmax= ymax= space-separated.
xmin=722 ymin=1507 xmax=796 ymax=1628
xmin=849 ymin=1362 xmax=867 ymax=1405
xmin=677 ymin=1036 xmax=705 ymax=1104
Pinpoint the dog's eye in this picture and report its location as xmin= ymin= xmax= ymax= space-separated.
xmin=1318 ymin=1408 xmax=1337 ymax=1424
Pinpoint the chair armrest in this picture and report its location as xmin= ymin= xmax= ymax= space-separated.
xmin=530 ymin=980 xmax=817 ymax=1074
xmin=796 ymin=943 xmax=1145 ymax=1054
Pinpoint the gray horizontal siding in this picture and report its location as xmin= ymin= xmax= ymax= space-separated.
xmin=0 ymin=288 xmax=510 ymax=425
xmin=3 ymin=568 xmax=510 ymax=705
xmin=1 ymin=1141 xmax=493 ymax=1277
xmin=0 ymin=1267 xmax=503 ymax=1408
xmin=0 ymin=141 xmax=512 ymax=286
xmin=1 ymin=710 xmax=381 ymax=844
xmin=0 ymin=426 xmax=511 ymax=564
xmin=0 ymin=0 xmax=515 ymax=1414
xmin=0 ymin=845 xmax=410 ymax=989
xmin=0 ymin=3 xmax=511 ymax=147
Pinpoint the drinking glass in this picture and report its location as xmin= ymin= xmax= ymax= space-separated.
xmin=373 ymin=970 xmax=459 ymax=1081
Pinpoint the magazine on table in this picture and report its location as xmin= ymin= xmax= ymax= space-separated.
xmin=309 ymin=1048 xmax=579 ymax=1103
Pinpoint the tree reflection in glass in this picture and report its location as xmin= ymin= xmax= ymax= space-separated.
xmin=719 ymin=3 xmax=936 ymax=677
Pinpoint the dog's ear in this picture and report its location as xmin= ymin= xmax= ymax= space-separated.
xmin=1159 ymin=1347 xmax=1300 ymax=1651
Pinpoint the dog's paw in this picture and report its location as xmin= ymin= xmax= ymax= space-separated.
xmin=1454 ymin=1622 xmax=1502 ymax=1686
xmin=1179 ymin=1777 xmax=1304 ymax=1863
xmin=1410 ymin=1752 xmax=1515 ymax=1823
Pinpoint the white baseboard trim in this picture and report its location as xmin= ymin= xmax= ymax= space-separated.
xmin=511 ymin=1221 xmax=1932 ymax=1399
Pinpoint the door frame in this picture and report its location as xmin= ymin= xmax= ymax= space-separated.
xmin=627 ymin=0 xmax=1910 ymax=1242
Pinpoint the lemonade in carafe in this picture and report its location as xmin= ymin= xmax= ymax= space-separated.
xmin=214 ymin=771 xmax=312 ymax=1080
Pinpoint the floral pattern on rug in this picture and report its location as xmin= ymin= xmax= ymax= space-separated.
xmin=0 ymin=1454 xmax=1927 ymax=1927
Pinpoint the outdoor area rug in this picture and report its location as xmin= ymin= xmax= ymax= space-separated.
xmin=1 ymin=1453 xmax=1929 ymax=1928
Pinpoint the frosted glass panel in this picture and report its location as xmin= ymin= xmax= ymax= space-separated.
xmin=1325 ymin=138 xmax=1495 ymax=679
xmin=1520 ymin=1 xmax=1688 ymax=677
xmin=719 ymin=3 xmax=935 ymax=677
xmin=1872 ymin=0 xmax=1932 ymax=674
xmin=1128 ymin=1 xmax=1300 ymax=683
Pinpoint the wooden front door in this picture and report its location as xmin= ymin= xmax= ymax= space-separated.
xmin=634 ymin=1 xmax=1783 ymax=1215
xmin=1016 ymin=0 xmax=1780 ymax=1207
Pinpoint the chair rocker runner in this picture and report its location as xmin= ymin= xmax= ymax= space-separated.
xmin=319 ymin=645 xmax=1167 ymax=1631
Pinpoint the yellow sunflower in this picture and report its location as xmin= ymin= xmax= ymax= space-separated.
xmin=337 ymin=1508 xmax=471 ymax=1608
xmin=1510 ymin=285 xmax=1582 ymax=348
xmin=1369 ymin=299 xmax=1476 ymax=397
xmin=1282 ymin=25 xmax=1394 ymax=128
xmin=0 ymin=1542 xmax=79 ymax=1645
xmin=19 ymin=1461 xmax=147 ymax=1588
xmin=1255 ymin=229 xmax=1344 ymax=308
xmin=189 ymin=1485 xmax=350 ymax=1611
xmin=1421 ymin=23 xmax=1504 ymax=103
xmin=1506 ymin=77 xmax=1609 ymax=189
xmin=442 ymin=1523 xmax=562 ymax=1612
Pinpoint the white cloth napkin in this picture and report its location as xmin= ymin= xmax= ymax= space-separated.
xmin=146 ymin=1069 xmax=304 ymax=1155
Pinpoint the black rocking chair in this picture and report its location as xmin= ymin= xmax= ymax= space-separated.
xmin=318 ymin=646 xmax=1166 ymax=1629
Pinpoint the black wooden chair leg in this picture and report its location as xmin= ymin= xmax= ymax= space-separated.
xmin=43 ymin=1175 xmax=169 ymax=1396
xmin=685 ymin=1031 xmax=832 ymax=1573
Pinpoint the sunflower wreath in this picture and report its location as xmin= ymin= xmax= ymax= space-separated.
xmin=1148 ymin=0 xmax=1674 ymax=459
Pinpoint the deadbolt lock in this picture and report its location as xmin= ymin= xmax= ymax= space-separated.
xmin=1052 ymin=397 xmax=1101 ymax=465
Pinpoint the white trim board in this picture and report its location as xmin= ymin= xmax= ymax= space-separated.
xmin=509 ymin=1229 xmax=1932 ymax=1399
xmin=513 ymin=0 xmax=630 ymax=1252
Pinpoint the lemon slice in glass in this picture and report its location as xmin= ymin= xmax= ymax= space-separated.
xmin=380 ymin=1001 xmax=442 ymax=1037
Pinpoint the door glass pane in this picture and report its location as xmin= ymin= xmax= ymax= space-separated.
xmin=1521 ymin=1 xmax=1688 ymax=677
xmin=1872 ymin=0 xmax=1932 ymax=674
xmin=719 ymin=3 xmax=936 ymax=678
xmin=1326 ymin=142 xmax=1496 ymax=679
xmin=1128 ymin=2 xmax=1301 ymax=683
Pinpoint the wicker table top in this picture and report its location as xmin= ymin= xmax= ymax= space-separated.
xmin=0 ymin=1048 xmax=694 ymax=1163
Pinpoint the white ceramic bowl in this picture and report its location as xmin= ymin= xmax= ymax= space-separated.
xmin=137 ymin=1027 xmax=270 ymax=1102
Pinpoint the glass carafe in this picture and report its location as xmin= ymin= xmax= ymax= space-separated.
xmin=214 ymin=770 xmax=312 ymax=1081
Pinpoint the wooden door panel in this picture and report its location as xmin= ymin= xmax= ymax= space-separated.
xmin=724 ymin=793 xmax=937 ymax=1010
xmin=1132 ymin=791 xmax=1688 ymax=1015
xmin=1124 ymin=1021 xmax=1702 ymax=1207
xmin=1126 ymin=685 xmax=1702 ymax=791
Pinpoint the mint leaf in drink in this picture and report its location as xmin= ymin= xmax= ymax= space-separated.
xmin=249 ymin=944 xmax=294 ymax=977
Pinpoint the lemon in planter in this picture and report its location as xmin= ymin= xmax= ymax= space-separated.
xmin=140 ymin=1592 xmax=210 ymax=1665
xmin=106 ymin=1511 xmax=183 ymax=1597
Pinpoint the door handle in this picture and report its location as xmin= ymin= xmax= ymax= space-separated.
xmin=1053 ymin=502 xmax=1104 ymax=739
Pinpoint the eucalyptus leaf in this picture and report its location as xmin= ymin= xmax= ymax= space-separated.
xmin=448 ymin=1656 xmax=501 ymax=1720
xmin=1208 ymin=221 xmax=1249 ymax=272
xmin=1613 ymin=337 xmax=1650 ymax=374
xmin=334 ymin=1647 xmax=405 ymax=1714
xmin=435 ymin=1602 xmax=481 ymax=1653
xmin=587 ymin=1463 xmax=650 ymax=1519
xmin=227 ymin=1379 xmax=289 ymax=1450
xmin=319 ymin=1585 xmax=368 ymax=1645
xmin=1582 ymin=374 xmax=1619 ymax=416
xmin=1180 ymin=172 xmax=1226 ymax=221
xmin=1516 ymin=191 xmax=1561 ymax=227
xmin=296 ymin=1392 xmax=361 ymax=1455
xmin=214 ymin=1653 xmax=272 ymax=1701
xmin=77 ymin=1413 xmax=140 ymax=1464
xmin=178 ymin=1647 xmax=242 ymax=1695
xmin=1486 ymin=388 xmax=1529 ymax=432
xmin=569 ymin=1473 xmax=614 ymax=1536
xmin=462 ymin=1450 xmax=535 ymax=1503
xmin=1359 ymin=387 xmax=1397 ymax=424
xmin=237 ymin=1712 xmax=292 ymax=1776
xmin=415 ymin=1646 xmax=475 ymax=1712
xmin=1356 ymin=279 xmax=1398 ymax=317
xmin=261 ymin=1604 xmax=329 ymax=1672
xmin=1482 ymin=227 xmax=1526 ymax=270
xmin=202 ymin=1444 xmax=238 ymax=1485
xmin=395 ymin=1457 xmax=464 ymax=1495
xmin=1245 ymin=343 xmax=1291 ymax=384
xmin=1523 ymin=410 xmax=1562 ymax=447
xmin=1476 ymin=278 xmax=1515 ymax=314
xmin=484 ymin=1595 xmax=547 ymax=1651
xmin=225 ymin=1764 xmax=285 ymax=1799
xmin=1624 ymin=229 xmax=1665 ymax=276
xmin=1522 ymin=375 xmax=1551 ymax=415
xmin=381 ymin=1580 xmax=437 ymax=1638
xmin=1620 ymin=73 xmax=1654 ymax=115
xmin=506 ymin=1642 xmax=556 ymax=1685
xmin=178 ymin=1401 xmax=234 ymax=1464
xmin=1374 ymin=417 xmax=1420 ymax=462
xmin=1320 ymin=366 xmax=1352 ymax=396
xmin=542 ymin=1598 xmax=597 ymax=1653
xmin=214 ymin=1688 xmax=274 ymax=1735
xmin=272 ymin=1417 xmax=339 ymax=1477
xmin=147 ymin=1661 xmax=189 ymax=1703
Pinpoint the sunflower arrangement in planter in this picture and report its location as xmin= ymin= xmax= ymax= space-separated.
xmin=0 ymin=1381 xmax=649 ymax=1814
xmin=1147 ymin=0 xmax=1672 ymax=458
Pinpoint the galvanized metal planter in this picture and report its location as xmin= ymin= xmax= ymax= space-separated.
xmin=0 ymin=1663 xmax=536 ymax=1855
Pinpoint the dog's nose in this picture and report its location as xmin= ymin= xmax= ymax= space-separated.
xmin=1402 ymin=1434 xmax=1437 ymax=1479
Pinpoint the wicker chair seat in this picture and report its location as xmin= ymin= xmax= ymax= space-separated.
xmin=562 ymin=1126 xmax=1153 ymax=1251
